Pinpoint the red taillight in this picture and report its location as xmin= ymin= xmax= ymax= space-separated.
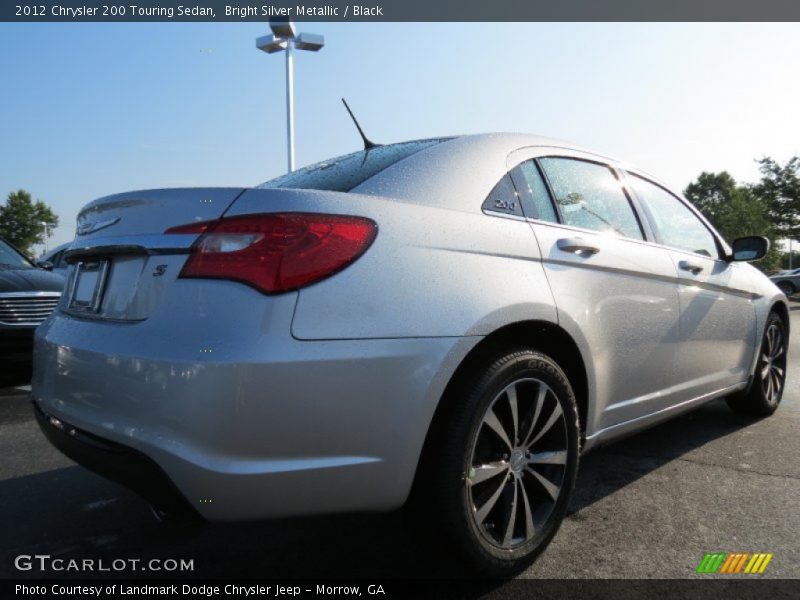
xmin=167 ymin=213 xmax=377 ymax=294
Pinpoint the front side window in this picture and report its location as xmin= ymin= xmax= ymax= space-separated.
xmin=538 ymin=157 xmax=643 ymax=240
xmin=627 ymin=174 xmax=719 ymax=258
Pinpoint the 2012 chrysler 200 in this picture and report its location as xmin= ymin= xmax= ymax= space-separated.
xmin=32 ymin=134 xmax=789 ymax=575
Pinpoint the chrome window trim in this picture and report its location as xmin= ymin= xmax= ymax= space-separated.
xmin=481 ymin=209 xmax=528 ymax=222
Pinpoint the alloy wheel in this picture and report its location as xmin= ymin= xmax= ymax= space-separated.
xmin=760 ymin=322 xmax=787 ymax=404
xmin=466 ymin=377 xmax=569 ymax=549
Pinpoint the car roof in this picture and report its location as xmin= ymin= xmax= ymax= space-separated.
xmin=352 ymin=133 xmax=659 ymax=210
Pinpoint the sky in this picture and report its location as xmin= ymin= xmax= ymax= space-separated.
xmin=1 ymin=22 xmax=799 ymax=252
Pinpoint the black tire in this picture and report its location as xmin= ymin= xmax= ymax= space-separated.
xmin=434 ymin=348 xmax=580 ymax=577
xmin=776 ymin=281 xmax=795 ymax=297
xmin=727 ymin=312 xmax=788 ymax=416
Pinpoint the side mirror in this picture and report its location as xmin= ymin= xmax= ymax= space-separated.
xmin=730 ymin=236 xmax=769 ymax=262
xmin=37 ymin=260 xmax=54 ymax=271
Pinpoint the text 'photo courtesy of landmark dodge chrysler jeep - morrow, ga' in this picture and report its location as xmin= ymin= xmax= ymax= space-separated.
xmin=32 ymin=134 xmax=789 ymax=575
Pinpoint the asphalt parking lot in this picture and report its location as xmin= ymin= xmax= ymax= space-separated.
xmin=1 ymin=309 xmax=799 ymax=581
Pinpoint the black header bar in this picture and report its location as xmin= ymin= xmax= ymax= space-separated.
xmin=5 ymin=1 xmax=800 ymax=22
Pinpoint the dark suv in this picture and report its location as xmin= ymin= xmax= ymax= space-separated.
xmin=0 ymin=237 xmax=64 ymax=387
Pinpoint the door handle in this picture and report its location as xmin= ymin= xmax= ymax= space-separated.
xmin=678 ymin=260 xmax=704 ymax=274
xmin=557 ymin=237 xmax=600 ymax=256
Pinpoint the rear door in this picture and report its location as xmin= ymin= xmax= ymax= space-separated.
xmin=506 ymin=149 xmax=683 ymax=433
xmin=624 ymin=172 xmax=758 ymax=397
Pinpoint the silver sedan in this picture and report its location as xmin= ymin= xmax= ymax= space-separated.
xmin=32 ymin=134 xmax=789 ymax=575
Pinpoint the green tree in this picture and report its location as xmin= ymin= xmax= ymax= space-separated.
xmin=684 ymin=171 xmax=740 ymax=224
xmin=684 ymin=172 xmax=780 ymax=271
xmin=754 ymin=156 xmax=800 ymax=241
xmin=0 ymin=190 xmax=59 ymax=257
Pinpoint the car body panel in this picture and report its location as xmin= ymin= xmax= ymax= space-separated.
xmin=663 ymin=250 xmax=758 ymax=396
xmin=226 ymin=189 xmax=558 ymax=340
xmin=32 ymin=287 xmax=481 ymax=519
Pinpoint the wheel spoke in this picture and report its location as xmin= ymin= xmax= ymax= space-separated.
xmin=761 ymin=363 xmax=771 ymax=379
xmin=502 ymin=477 xmax=519 ymax=546
xmin=469 ymin=461 xmax=509 ymax=485
xmin=519 ymin=479 xmax=535 ymax=540
xmin=483 ymin=408 xmax=512 ymax=450
xmin=507 ymin=384 xmax=519 ymax=445
xmin=771 ymin=370 xmax=782 ymax=395
xmin=528 ymin=450 xmax=568 ymax=465
xmin=765 ymin=370 xmax=773 ymax=400
xmin=475 ymin=475 xmax=509 ymax=523
xmin=521 ymin=383 xmax=546 ymax=447
xmin=527 ymin=402 xmax=563 ymax=448
xmin=525 ymin=466 xmax=560 ymax=501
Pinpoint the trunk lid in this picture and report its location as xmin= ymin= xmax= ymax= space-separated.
xmin=75 ymin=188 xmax=244 ymax=239
xmin=64 ymin=188 xmax=244 ymax=321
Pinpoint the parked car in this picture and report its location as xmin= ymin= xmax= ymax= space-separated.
xmin=0 ymin=237 xmax=63 ymax=387
xmin=770 ymin=267 xmax=800 ymax=296
xmin=38 ymin=242 xmax=72 ymax=278
xmin=32 ymin=134 xmax=788 ymax=575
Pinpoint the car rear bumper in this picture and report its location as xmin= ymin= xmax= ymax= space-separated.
xmin=33 ymin=400 xmax=197 ymax=517
xmin=32 ymin=308 xmax=477 ymax=521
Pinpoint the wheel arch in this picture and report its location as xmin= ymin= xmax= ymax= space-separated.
xmin=772 ymin=299 xmax=790 ymax=335
xmin=411 ymin=320 xmax=590 ymax=499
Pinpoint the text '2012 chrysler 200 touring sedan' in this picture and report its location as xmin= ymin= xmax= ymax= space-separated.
xmin=32 ymin=134 xmax=789 ymax=575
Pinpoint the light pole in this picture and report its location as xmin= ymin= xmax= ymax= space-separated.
xmin=256 ymin=20 xmax=324 ymax=172
xmin=40 ymin=221 xmax=49 ymax=253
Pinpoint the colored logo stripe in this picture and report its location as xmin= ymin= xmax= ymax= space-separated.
xmin=697 ymin=552 xmax=773 ymax=574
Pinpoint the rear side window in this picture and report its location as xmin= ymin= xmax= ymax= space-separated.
xmin=259 ymin=138 xmax=450 ymax=193
xmin=627 ymin=174 xmax=719 ymax=258
xmin=510 ymin=161 xmax=557 ymax=222
xmin=539 ymin=158 xmax=643 ymax=240
xmin=482 ymin=175 xmax=524 ymax=218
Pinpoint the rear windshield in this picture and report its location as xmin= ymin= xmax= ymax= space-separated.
xmin=259 ymin=138 xmax=451 ymax=192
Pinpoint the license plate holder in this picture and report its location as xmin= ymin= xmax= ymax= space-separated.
xmin=68 ymin=260 xmax=109 ymax=314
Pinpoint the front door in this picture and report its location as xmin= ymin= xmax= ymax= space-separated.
xmin=624 ymin=173 xmax=758 ymax=397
